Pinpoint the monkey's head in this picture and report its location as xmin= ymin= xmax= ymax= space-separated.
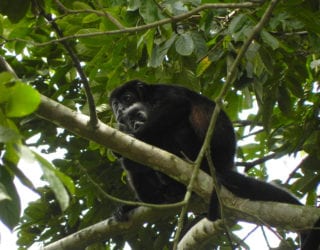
xmin=110 ymin=80 xmax=150 ymax=134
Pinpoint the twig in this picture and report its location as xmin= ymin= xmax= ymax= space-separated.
xmin=285 ymin=163 xmax=303 ymax=185
xmin=235 ymin=152 xmax=277 ymax=171
xmin=152 ymin=0 xmax=173 ymax=17
xmin=78 ymin=161 xmax=186 ymax=209
xmin=234 ymin=120 xmax=263 ymax=127
xmin=53 ymin=0 xmax=125 ymax=29
xmin=3 ymin=2 xmax=259 ymax=47
xmin=240 ymin=128 xmax=264 ymax=140
xmin=206 ymin=148 xmax=235 ymax=248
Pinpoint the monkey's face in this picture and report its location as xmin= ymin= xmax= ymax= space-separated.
xmin=110 ymin=90 xmax=148 ymax=134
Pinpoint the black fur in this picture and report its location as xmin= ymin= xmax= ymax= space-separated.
xmin=110 ymin=80 xmax=319 ymax=249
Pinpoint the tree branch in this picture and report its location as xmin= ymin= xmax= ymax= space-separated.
xmin=3 ymin=2 xmax=259 ymax=47
xmin=53 ymin=0 xmax=125 ymax=29
xmin=34 ymin=0 xmax=99 ymax=128
xmin=43 ymin=207 xmax=176 ymax=250
xmin=177 ymin=218 xmax=230 ymax=250
xmin=235 ymin=152 xmax=277 ymax=171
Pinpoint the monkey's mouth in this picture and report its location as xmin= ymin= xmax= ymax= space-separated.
xmin=132 ymin=120 xmax=145 ymax=131
xmin=117 ymin=110 xmax=147 ymax=133
xmin=118 ymin=121 xmax=145 ymax=133
xmin=132 ymin=111 xmax=147 ymax=130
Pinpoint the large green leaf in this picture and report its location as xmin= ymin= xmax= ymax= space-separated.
xmin=5 ymin=82 xmax=40 ymax=118
xmin=175 ymin=33 xmax=194 ymax=56
xmin=0 ymin=0 xmax=30 ymax=23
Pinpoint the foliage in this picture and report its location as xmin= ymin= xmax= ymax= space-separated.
xmin=0 ymin=0 xmax=319 ymax=249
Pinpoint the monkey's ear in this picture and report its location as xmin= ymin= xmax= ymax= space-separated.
xmin=134 ymin=80 xmax=148 ymax=101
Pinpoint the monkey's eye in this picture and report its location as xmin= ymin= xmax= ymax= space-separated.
xmin=121 ymin=92 xmax=136 ymax=105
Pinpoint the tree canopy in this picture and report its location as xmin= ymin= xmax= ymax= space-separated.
xmin=0 ymin=0 xmax=319 ymax=249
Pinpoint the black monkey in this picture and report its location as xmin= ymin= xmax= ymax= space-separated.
xmin=110 ymin=80 xmax=319 ymax=249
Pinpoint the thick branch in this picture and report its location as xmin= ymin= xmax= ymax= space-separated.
xmin=178 ymin=218 xmax=229 ymax=250
xmin=44 ymin=207 xmax=176 ymax=250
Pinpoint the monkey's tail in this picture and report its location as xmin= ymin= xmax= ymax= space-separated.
xmin=209 ymin=170 xmax=320 ymax=250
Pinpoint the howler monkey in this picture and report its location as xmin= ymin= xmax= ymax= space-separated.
xmin=110 ymin=80 xmax=319 ymax=249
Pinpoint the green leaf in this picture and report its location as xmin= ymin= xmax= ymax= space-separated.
xmin=208 ymin=47 xmax=224 ymax=63
xmin=137 ymin=29 xmax=155 ymax=59
xmin=261 ymin=30 xmax=279 ymax=50
xmin=82 ymin=14 xmax=101 ymax=24
xmin=229 ymin=14 xmax=247 ymax=33
xmin=34 ymin=152 xmax=72 ymax=211
xmin=175 ymin=33 xmax=194 ymax=56
xmin=150 ymin=35 xmax=176 ymax=67
xmin=277 ymin=85 xmax=292 ymax=116
xmin=0 ymin=126 xmax=21 ymax=142
xmin=190 ymin=32 xmax=208 ymax=59
xmin=77 ymin=28 xmax=112 ymax=46
xmin=0 ymin=183 xmax=11 ymax=202
xmin=0 ymin=167 xmax=20 ymax=230
xmin=0 ymin=0 xmax=31 ymax=23
xmin=286 ymin=76 xmax=304 ymax=98
xmin=288 ymin=5 xmax=320 ymax=34
xmin=196 ymin=57 xmax=211 ymax=77
xmin=139 ymin=1 xmax=162 ymax=23
xmin=127 ymin=0 xmax=140 ymax=11
xmin=72 ymin=1 xmax=93 ymax=10
xmin=5 ymin=82 xmax=40 ymax=118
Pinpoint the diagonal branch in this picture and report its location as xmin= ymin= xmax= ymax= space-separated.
xmin=34 ymin=0 xmax=99 ymax=128
xmin=236 ymin=152 xmax=278 ymax=171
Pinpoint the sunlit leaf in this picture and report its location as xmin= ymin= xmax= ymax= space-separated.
xmin=5 ymin=82 xmax=40 ymax=118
